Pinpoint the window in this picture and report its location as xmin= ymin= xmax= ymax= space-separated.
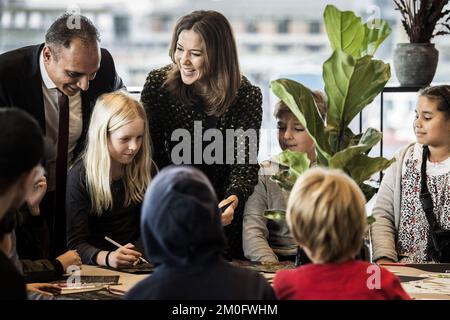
xmin=309 ymin=20 xmax=320 ymax=34
xmin=114 ymin=15 xmax=129 ymax=39
xmin=278 ymin=18 xmax=290 ymax=34
xmin=246 ymin=21 xmax=257 ymax=33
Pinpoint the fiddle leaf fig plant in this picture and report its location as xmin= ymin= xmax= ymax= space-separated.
xmin=324 ymin=4 xmax=391 ymax=58
xmin=268 ymin=4 xmax=395 ymax=203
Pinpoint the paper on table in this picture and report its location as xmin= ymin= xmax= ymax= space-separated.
xmin=59 ymin=284 xmax=107 ymax=295
xmin=402 ymin=278 xmax=450 ymax=295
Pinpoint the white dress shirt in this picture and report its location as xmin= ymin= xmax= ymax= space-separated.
xmin=39 ymin=50 xmax=83 ymax=191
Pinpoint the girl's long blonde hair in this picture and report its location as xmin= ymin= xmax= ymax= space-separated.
xmin=83 ymin=91 xmax=152 ymax=215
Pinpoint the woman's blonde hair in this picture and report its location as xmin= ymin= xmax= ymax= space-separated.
xmin=164 ymin=10 xmax=241 ymax=117
xmin=83 ymin=91 xmax=152 ymax=215
xmin=286 ymin=167 xmax=366 ymax=263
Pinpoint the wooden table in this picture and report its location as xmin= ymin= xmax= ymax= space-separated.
xmin=382 ymin=263 xmax=450 ymax=300
xmin=60 ymin=262 xmax=450 ymax=300
xmin=56 ymin=264 xmax=149 ymax=299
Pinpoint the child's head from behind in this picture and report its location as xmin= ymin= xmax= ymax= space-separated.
xmin=141 ymin=166 xmax=225 ymax=267
xmin=286 ymin=167 xmax=367 ymax=264
xmin=0 ymin=108 xmax=44 ymax=216
xmin=275 ymin=91 xmax=327 ymax=161
xmin=85 ymin=91 xmax=152 ymax=214
xmin=415 ymin=85 xmax=450 ymax=148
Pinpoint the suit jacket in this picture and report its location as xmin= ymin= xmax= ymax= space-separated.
xmin=0 ymin=43 xmax=124 ymax=159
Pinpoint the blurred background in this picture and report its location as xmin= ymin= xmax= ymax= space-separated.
xmin=1 ymin=0 xmax=449 ymax=163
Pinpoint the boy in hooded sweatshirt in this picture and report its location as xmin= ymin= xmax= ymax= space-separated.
xmin=125 ymin=165 xmax=275 ymax=300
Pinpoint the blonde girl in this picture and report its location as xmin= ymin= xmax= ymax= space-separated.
xmin=67 ymin=91 xmax=153 ymax=268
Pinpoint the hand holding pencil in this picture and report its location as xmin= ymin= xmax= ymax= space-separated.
xmin=104 ymin=236 xmax=149 ymax=268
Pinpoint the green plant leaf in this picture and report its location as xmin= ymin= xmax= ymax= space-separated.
xmin=271 ymin=79 xmax=331 ymax=165
xmin=329 ymin=144 xmax=373 ymax=169
xmin=324 ymin=4 xmax=366 ymax=58
xmin=277 ymin=150 xmax=311 ymax=177
xmin=269 ymin=5 xmax=393 ymax=205
xmin=329 ymin=127 xmax=384 ymax=173
xmin=345 ymin=154 xmax=395 ymax=185
xmin=358 ymin=127 xmax=383 ymax=150
xmin=270 ymin=150 xmax=311 ymax=192
xmin=323 ymin=50 xmax=391 ymax=131
xmin=270 ymin=170 xmax=296 ymax=192
xmin=366 ymin=215 xmax=376 ymax=225
xmin=360 ymin=183 xmax=379 ymax=203
xmin=327 ymin=126 xmax=359 ymax=154
xmin=361 ymin=19 xmax=392 ymax=56
xmin=263 ymin=210 xmax=286 ymax=221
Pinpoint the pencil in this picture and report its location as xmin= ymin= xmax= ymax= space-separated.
xmin=104 ymin=236 xmax=150 ymax=265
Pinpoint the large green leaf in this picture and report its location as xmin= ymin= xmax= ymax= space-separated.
xmin=270 ymin=150 xmax=311 ymax=192
xmin=361 ymin=19 xmax=392 ymax=56
xmin=324 ymin=4 xmax=365 ymax=57
xmin=271 ymin=79 xmax=332 ymax=163
xmin=326 ymin=126 xmax=358 ymax=153
xmin=329 ymin=145 xmax=373 ymax=169
xmin=277 ymin=150 xmax=310 ymax=177
xmin=329 ymin=128 xmax=383 ymax=169
xmin=345 ymin=154 xmax=395 ymax=185
xmin=323 ymin=49 xmax=390 ymax=131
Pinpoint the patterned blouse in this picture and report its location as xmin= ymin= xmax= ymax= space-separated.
xmin=140 ymin=65 xmax=263 ymax=256
xmin=397 ymin=143 xmax=450 ymax=263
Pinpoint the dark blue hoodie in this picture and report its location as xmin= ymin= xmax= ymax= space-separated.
xmin=125 ymin=166 xmax=275 ymax=300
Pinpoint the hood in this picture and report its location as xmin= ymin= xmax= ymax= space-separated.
xmin=141 ymin=165 xmax=225 ymax=268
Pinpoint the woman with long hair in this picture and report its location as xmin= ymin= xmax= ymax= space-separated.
xmin=141 ymin=10 xmax=263 ymax=258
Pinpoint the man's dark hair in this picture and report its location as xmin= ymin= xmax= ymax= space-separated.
xmin=45 ymin=13 xmax=100 ymax=50
xmin=0 ymin=108 xmax=44 ymax=195
xmin=0 ymin=210 xmax=17 ymax=242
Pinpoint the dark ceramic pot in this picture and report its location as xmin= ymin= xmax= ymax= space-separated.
xmin=393 ymin=43 xmax=438 ymax=87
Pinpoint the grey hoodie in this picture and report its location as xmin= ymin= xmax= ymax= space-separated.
xmin=125 ymin=165 xmax=275 ymax=300
xmin=243 ymin=159 xmax=297 ymax=262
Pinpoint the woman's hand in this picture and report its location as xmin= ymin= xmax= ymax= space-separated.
xmin=27 ymin=283 xmax=61 ymax=296
xmin=26 ymin=174 xmax=47 ymax=216
xmin=109 ymin=243 xmax=142 ymax=268
xmin=219 ymin=195 xmax=239 ymax=226
xmin=56 ymin=250 xmax=82 ymax=272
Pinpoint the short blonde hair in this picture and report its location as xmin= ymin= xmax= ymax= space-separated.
xmin=83 ymin=91 xmax=152 ymax=215
xmin=286 ymin=167 xmax=366 ymax=263
xmin=274 ymin=90 xmax=328 ymax=120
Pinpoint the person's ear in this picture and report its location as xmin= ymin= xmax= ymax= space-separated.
xmin=42 ymin=46 xmax=53 ymax=63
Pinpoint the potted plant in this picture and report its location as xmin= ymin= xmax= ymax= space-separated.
xmin=393 ymin=0 xmax=450 ymax=86
xmin=266 ymin=5 xmax=394 ymax=264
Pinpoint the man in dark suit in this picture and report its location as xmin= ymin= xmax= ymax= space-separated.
xmin=0 ymin=13 xmax=124 ymax=259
